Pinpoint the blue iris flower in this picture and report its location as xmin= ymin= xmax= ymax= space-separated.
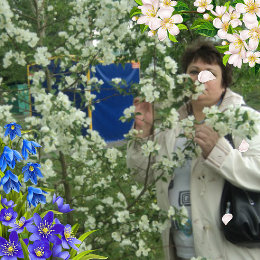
xmin=0 ymin=170 xmax=22 ymax=194
xmin=53 ymin=194 xmax=74 ymax=213
xmin=22 ymin=139 xmax=41 ymax=160
xmin=27 ymin=187 xmax=47 ymax=207
xmin=22 ymin=163 xmax=43 ymax=185
xmin=0 ymin=146 xmax=23 ymax=172
xmin=0 ymin=207 xmax=18 ymax=226
xmin=28 ymin=240 xmax=52 ymax=260
xmin=0 ymin=231 xmax=24 ymax=259
xmin=26 ymin=211 xmax=63 ymax=245
xmin=4 ymin=122 xmax=22 ymax=141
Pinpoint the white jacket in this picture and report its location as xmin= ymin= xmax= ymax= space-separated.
xmin=127 ymin=89 xmax=260 ymax=260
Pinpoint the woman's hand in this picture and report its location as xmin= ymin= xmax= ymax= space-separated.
xmin=133 ymin=98 xmax=153 ymax=138
xmin=194 ymin=124 xmax=219 ymax=158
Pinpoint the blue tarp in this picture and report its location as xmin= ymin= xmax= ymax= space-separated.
xmin=91 ymin=63 xmax=139 ymax=142
xmin=29 ymin=61 xmax=139 ymax=142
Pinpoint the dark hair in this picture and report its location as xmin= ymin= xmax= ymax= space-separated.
xmin=181 ymin=39 xmax=233 ymax=89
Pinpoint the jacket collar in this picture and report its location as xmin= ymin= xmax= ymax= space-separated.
xmin=178 ymin=88 xmax=245 ymax=119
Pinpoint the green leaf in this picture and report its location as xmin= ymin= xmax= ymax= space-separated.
xmin=224 ymin=1 xmax=230 ymax=9
xmin=230 ymin=0 xmax=244 ymax=7
xmin=72 ymin=253 xmax=107 ymax=260
xmin=255 ymin=63 xmax=260 ymax=74
xmin=71 ymin=250 xmax=96 ymax=259
xmin=191 ymin=19 xmax=207 ymax=30
xmin=168 ymin=33 xmax=178 ymax=42
xmin=223 ymin=54 xmax=231 ymax=66
xmin=195 ymin=21 xmax=217 ymax=37
xmin=177 ymin=24 xmax=188 ymax=30
xmin=32 ymin=203 xmax=41 ymax=215
xmin=140 ymin=24 xmax=148 ymax=33
xmin=0 ymin=169 xmax=4 ymax=178
xmin=215 ymin=45 xmax=229 ymax=53
xmin=175 ymin=1 xmax=189 ymax=12
xmin=78 ymin=230 xmax=97 ymax=242
xmin=21 ymin=130 xmax=33 ymax=134
xmin=37 ymin=186 xmax=55 ymax=192
xmin=40 ymin=210 xmax=63 ymax=218
xmin=72 ymin=223 xmax=80 ymax=234
xmin=130 ymin=7 xmax=142 ymax=18
xmin=0 ymin=223 xmax=2 ymax=237
xmin=20 ymin=239 xmax=30 ymax=260
xmin=135 ymin=0 xmax=143 ymax=5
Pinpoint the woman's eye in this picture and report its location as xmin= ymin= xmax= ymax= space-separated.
xmin=189 ymin=71 xmax=198 ymax=75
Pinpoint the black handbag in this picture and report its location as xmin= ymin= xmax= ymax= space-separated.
xmin=220 ymin=134 xmax=260 ymax=246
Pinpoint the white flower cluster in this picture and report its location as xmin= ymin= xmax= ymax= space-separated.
xmin=0 ymin=0 xmax=39 ymax=48
xmin=203 ymin=105 xmax=260 ymax=138
xmin=34 ymin=47 xmax=52 ymax=67
xmin=136 ymin=239 xmax=151 ymax=257
xmin=105 ymin=147 xmax=122 ymax=166
xmin=121 ymin=105 xmax=135 ymax=122
xmin=139 ymin=215 xmax=151 ymax=232
xmin=140 ymin=84 xmax=160 ymax=103
xmin=180 ymin=115 xmax=195 ymax=138
xmin=161 ymin=107 xmax=179 ymax=129
xmin=141 ymin=140 xmax=161 ymax=157
xmin=115 ymin=210 xmax=130 ymax=223
xmin=192 ymin=81 xmax=206 ymax=100
xmin=164 ymin=56 xmax=178 ymax=74
xmin=111 ymin=77 xmax=122 ymax=84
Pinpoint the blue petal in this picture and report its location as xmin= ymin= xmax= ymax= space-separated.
xmin=33 ymin=213 xmax=42 ymax=227
xmin=31 ymin=141 xmax=41 ymax=148
xmin=43 ymin=211 xmax=54 ymax=225
xmin=3 ymin=146 xmax=13 ymax=161
xmin=35 ymin=168 xmax=43 ymax=178
xmin=9 ymin=231 xmax=19 ymax=243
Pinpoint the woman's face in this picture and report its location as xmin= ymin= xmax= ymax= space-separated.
xmin=186 ymin=59 xmax=225 ymax=107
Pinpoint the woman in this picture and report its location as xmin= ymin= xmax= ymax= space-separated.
xmin=127 ymin=40 xmax=260 ymax=260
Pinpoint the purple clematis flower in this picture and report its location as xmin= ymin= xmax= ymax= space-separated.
xmin=28 ymin=240 xmax=52 ymax=260
xmin=0 ymin=207 xmax=18 ymax=226
xmin=52 ymin=245 xmax=70 ymax=260
xmin=27 ymin=211 xmax=63 ymax=245
xmin=0 ymin=231 xmax=24 ymax=259
xmin=0 ymin=170 xmax=22 ymax=194
xmin=0 ymin=146 xmax=23 ymax=172
xmin=27 ymin=186 xmax=47 ymax=207
xmin=1 ymin=197 xmax=16 ymax=208
xmin=53 ymin=194 xmax=74 ymax=213
xmin=22 ymin=139 xmax=41 ymax=160
xmin=8 ymin=216 xmax=33 ymax=233
xmin=4 ymin=122 xmax=22 ymax=141
xmin=22 ymin=162 xmax=43 ymax=185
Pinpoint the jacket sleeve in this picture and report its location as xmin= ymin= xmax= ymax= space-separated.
xmin=204 ymin=118 xmax=260 ymax=191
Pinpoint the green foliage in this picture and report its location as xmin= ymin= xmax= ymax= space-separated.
xmin=223 ymin=54 xmax=230 ymax=66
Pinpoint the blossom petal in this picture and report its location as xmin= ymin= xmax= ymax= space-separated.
xmin=157 ymin=27 xmax=167 ymax=41
xmin=150 ymin=17 xmax=162 ymax=30
xmin=235 ymin=3 xmax=246 ymax=13
xmin=249 ymin=38 xmax=259 ymax=51
xmin=213 ymin=18 xmax=223 ymax=29
xmin=198 ymin=70 xmax=216 ymax=83
xmin=243 ymin=13 xmax=257 ymax=24
xmin=157 ymin=8 xmax=172 ymax=19
xmin=168 ymin=24 xmax=180 ymax=36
